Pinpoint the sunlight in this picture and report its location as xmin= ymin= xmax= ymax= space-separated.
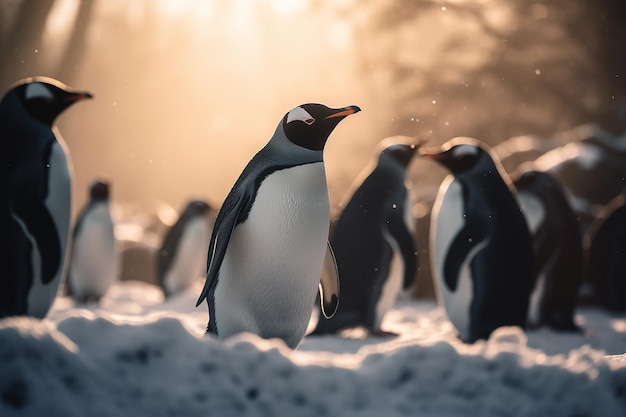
xmin=612 ymin=319 xmax=626 ymax=334
xmin=265 ymin=0 xmax=309 ymax=15
xmin=154 ymin=0 xmax=214 ymax=19
xmin=44 ymin=0 xmax=80 ymax=38
xmin=42 ymin=0 xmax=80 ymax=59
xmin=152 ymin=0 xmax=307 ymax=19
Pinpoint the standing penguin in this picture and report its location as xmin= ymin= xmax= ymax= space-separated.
xmin=421 ymin=138 xmax=533 ymax=343
xmin=513 ymin=169 xmax=583 ymax=331
xmin=311 ymin=139 xmax=420 ymax=336
xmin=1 ymin=77 xmax=92 ymax=319
xmin=157 ymin=199 xmax=213 ymax=298
xmin=196 ymin=103 xmax=360 ymax=349
xmin=66 ymin=180 xmax=118 ymax=304
xmin=582 ymin=192 xmax=626 ymax=312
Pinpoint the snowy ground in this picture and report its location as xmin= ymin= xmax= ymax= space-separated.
xmin=1 ymin=280 xmax=626 ymax=417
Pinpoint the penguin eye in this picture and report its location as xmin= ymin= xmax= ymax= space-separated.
xmin=286 ymin=106 xmax=316 ymax=125
xmin=25 ymin=83 xmax=54 ymax=102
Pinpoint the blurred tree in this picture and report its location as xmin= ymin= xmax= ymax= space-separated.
xmin=0 ymin=0 xmax=97 ymax=89
xmin=57 ymin=0 xmax=97 ymax=82
xmin=329 ymin=0 xmax=626 ymax=144
xmin=0 ymin=0 xmax=55 ymax=88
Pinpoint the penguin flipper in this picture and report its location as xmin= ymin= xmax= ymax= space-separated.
xmin=12 ymin=198 xmax=62 ymax=284
xmin=386 ymin=209 xmax=418 ymax=289
xmin=195 ymin=191 xmax=249 ymax=307
xmin=444 ymin=221 xmax=487 ymax=292
xmin=319 ymin=241 xmax=340 ymax=318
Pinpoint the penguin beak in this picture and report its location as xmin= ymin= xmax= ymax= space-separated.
xmin=324 ymin=105 xmax=361 ymax=119
xmin=65 ymin=91 xmax=93 ymax=102
xmin=419 ymin=146 xmax=445 ymax=160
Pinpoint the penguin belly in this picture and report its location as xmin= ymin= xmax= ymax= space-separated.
xmin=69 ymin=204 xmax=117 ymax=301
xmin=517 ymin=192 xmax=546 ymax=326
xmin=163 ymin=217 xmax=211 ymax=296
xmin=431 ymin=177 xmax=477 ymax=342
xmin=374 ymin=240 xmax=403 ymax=330
xmin=28 ymin=141 xmax=71 ymax=317
xmin=214 ymin=163 xmax=330 ymax=348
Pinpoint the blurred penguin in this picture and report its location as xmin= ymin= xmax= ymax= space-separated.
xmin=513 ymin=168 xmax=583 ymax=331
xmin=66 ymin=180 xmax=118 ymax=304
xmin=157 ymin=200 xmax=214 ymax=298
xmin=582 ymin=192 xmax=626 ymax=312
xmin=532 ymin=124 xmax=626 ymax=233
xmin=311 ymin=138 xmax=421 ymax=336
xmin=1 ymin=77 xmax=92 ymax=318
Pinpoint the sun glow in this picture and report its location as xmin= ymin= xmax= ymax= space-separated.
xmin=265 ymin=0 xmax=309 ymax=15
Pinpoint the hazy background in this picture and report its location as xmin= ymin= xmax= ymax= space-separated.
xmin=1 ymin=0 xmax=625 ymax=216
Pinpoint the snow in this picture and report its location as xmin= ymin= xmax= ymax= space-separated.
xmin=1 ymin=280 xmax=626 ymax=417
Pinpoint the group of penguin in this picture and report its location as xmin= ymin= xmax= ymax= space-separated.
xmin=2 ymin=76 xmax=624 ymax=350
xmin=0 ymin=76 xmax=217 ymax=317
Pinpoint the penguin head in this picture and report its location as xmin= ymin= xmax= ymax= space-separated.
xmin=10 ymin=77 xmax=93 ymax=125
xmin=89 ymin=180 xmax=110 ymax=202
xmin=377 ymin=137 xmax=427 ymax=168
xmin=512 ymin=168 xmax=558 ymax=195
xmin=183 ymin=200 xmax=212 ymax=217
xmin=420 ymin=137 xmax=495 ymax=174
xmin=282 ymin=103 xmax=360 ymax=151
xmin=513 ymin=169 xmax=542 ymax=189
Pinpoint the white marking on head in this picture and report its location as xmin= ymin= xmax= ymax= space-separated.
xmin=451 ymin=144 xmax=479 ymax=159
xmin=517 ymin=192 xmax=545 ymax=234
xmin=286 ymin=106 xmax=315 ymax=125
xmin=25 ymin=83 xmax=54 ymax=101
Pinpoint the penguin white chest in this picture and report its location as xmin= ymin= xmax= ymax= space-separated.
xmin=215 ymin=162 xmax=330 ymax=345
xmin=517 ymin=192 xmax=547 ymax=324
xmin=46 ymin=140 xmax=72 ymax=254
xmin=27 ymin=140 xmax=72 ymax=317
xmin=431 ymin=176 xmax=484 ymax=341
xmin=69 ymin=203 xmax=117 ymax=298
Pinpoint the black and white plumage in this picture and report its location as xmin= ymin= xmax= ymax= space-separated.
xmin=311 ymin=139 xmax=420 ymax=336
xmin=513 ymin=169 xmax=583 ymax=331
xmin=157 ymin=199 xmax=213 ymax=298
xmin=66 ymin=180 xmax=117 ymax=304
xmin=421 ymin=138 xmax=533 ymax=343
xmin=196 ymin=103 xmax=360 ymax=348
xmin=0 ymin=76 xmax=92 ymax=318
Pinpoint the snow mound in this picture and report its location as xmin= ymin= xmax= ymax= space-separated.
xmin=1 ymin=305 xmax=626 ymax=417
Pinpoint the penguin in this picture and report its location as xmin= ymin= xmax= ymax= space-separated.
xmin=196 ymin=103 xmax=360 ymax=349
xmin=532 ymin=124 xmax=626 ymax=234
xmin=311 ymin=138 xmax=421 ymax=337
xmin=0 ymin=77 xmax=92 ymax=319
xmin=66 ymin=180 xmax=118 ymax=304
xmin=157 ymin=199 xmax=213 ymax=298
xmin=513 ymin=168 xmax=583 ymax=331
xmin=582 ymin=192 xmax=626 ymax=312
xmin=420 ymin=138 xmax=533 ymax=343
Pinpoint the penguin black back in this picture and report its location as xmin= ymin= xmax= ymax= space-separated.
xmin=312 ymin=141 xmax=419 ymax=335
xmin=583 ymin=193 xmax=626 ymax=312
xmin=514 ymin=169 xmax=583 ymax=331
